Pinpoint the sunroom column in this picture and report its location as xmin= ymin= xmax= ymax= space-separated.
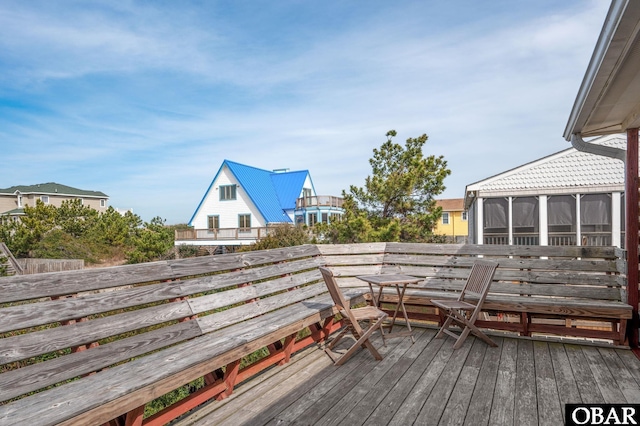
xmin=477 ymin=197 xmax=483 ymax=244
xmin=612 ymin=192 xmax=621 ymax=248
xmin=539 ymin=195 xmax=548 ymax=246
xmin=576 ymin=193 xmax=582 ymax=246
xmin=625 ymin=128 xmax=639 ymax=347
xmin=508 ymin=196 xmax=513 ymax=245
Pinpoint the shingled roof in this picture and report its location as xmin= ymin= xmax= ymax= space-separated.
xmin=466 ymin=134 xmax=626 ymax=198
xmin=0 ymin=183 xmax=108 ymax=198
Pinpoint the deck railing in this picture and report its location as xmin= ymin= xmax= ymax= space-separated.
xmin=483 ymin=232 xmax=612 ymax=246
xmin=175 ymin=227 xmax=271 ymax=241
xmin=296 ymin=195 xmax=344 ymax=209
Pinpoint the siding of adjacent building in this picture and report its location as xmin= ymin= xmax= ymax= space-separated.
xmin=434 ymin=198 xmax=468 ymax=243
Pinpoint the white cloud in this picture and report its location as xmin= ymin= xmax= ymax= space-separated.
xmin=0 ymin=1 xmax=612 ymax=222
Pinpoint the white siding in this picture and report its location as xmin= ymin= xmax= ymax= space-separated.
xmin=301 ymin=175 xmax=315 ymax=197
xmin=191 ymin=165 xmax=266 ymax=229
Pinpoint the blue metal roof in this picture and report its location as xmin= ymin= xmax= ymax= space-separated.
xmin=188 ymin=160 xmax=311 ymax=225
xmin=271 ymin=171 xmax=308 ymax=210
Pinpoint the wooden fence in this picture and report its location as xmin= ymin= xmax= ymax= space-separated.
xmin=16 ymin=258 xmax=84 ymax=274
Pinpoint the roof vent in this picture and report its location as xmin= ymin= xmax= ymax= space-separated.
xmin=272 ymin=168 xmax=290 ymax=173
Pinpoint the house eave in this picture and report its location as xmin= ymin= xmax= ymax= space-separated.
xmin=564 ymin=0 xmax=640 ymax=140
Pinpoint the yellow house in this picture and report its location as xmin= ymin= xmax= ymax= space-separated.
xmin=434 ymin=198 xmax=468 ymax=243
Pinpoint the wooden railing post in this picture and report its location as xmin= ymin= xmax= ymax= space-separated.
xmin=626 ymin=127 xmax=639 ymax=347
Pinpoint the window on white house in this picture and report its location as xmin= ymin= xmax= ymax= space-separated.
xmin=40 ymin=195 xmax=49 ymax=204
xmin=220 ymin=185 xmax=237 ymax=201
xmin=462 ymin=211 xmax=468 ymax=221
xmin=442 ymin=212 xmax=450 ymax=225
xmin=208 ymin=215 xmax=220 ymax=231
xmin=239 ymin=214 xmax=251 ymax=230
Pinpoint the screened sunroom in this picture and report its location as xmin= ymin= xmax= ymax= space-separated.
xmin=465 ymin=134 xmax=627 ymax=247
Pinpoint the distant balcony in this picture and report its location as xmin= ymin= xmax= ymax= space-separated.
xmin=175 ymin=227 xmax=270 ymax=242
xmin=296 ymin=195 xmax=343 ymax=209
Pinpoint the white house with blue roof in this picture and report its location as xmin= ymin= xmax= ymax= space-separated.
xmin=178 ymin=160 xmax=344 ymax=247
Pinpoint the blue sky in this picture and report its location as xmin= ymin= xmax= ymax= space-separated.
xmin=1 ymin=1 xmax=610 ymax=224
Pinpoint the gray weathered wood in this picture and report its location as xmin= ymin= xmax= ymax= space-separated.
xmin=533 ymin=341 xmax=563 ymax=426
xmin=580 ymin=346 xmax=627 ymax=403
xmin=167 ymin=244 xmax=322 ymax=276
xmin=0 ymin=291 xmax=355 ymax=426
xmin=388 ymin=338 xmax=456 ymax=425
xmin=365 ymin=330 xmax=443 ymax=425
xmin=383 ymin=242 xmax=620 ymax=259
xmin=0 ymin=259 xmax=323 ymax=334
xmin=0 ymin=241 xmax=631 ymax=426
xmin=0 ymin=320 xmax=203 ymax=402
xmin=489 ymin=338 xmax=517 ymax=425
xmin=438 ymin=338 xmax=487 ymax=426
xmin=0 ymin=300 xmax=194 ymax=365
xmin=548 ymin=342 xmax=582 ymax=422
xmin=564 ymin=344 xmax=605 ymax=403
xmin=324 ymin=328 xmax=430 ymax=425
xmin=315 ymin=243 xmax=386 ymax=255
xmin=0 ymin=261 xmax=175 ymax=303
xmin=384 ymin=253 xmax=622 ymax=272
xmin=513 ymin=340 xmax=537 ymax=426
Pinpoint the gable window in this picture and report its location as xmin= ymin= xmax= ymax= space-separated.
xmin=442 ymin=212 xmax=450 ymax=225
xmin=17 ymin=194 xmax=22 ymax=208
xmin=208 ymin=215 xmax=220 ymax=231
xmin=40 ymin=195 xmax=49 ymax=204
xmin=220 ymin=185 xmax=237 ymax=201
xmin=239 ymin=214 xmax=251 ymax=230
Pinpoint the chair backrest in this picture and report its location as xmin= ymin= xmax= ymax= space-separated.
xmin=319 ymin=266 xmax=349 ymax=310
xmin=460 ymin=260 xmax=499 ymax=305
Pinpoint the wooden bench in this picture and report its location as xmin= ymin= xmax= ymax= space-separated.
xmin=0 ymin=245 xmax=364 ymax=426
xmin=319 ymin=242 xmax=632 ymax=346
xmin=0 ymin=242 xmax=633 ymax=425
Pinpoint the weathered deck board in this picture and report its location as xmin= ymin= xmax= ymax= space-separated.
xmin=463 ymin=336 xmax=503 ymax=426
xmin=319 ymin=328 xmax=431 ymax=425
xmin=533 ymin=341 xmax=564 ymax=426
xmin=176 ymin=328 xmax=640 ymax=426
xmin=513 ymin=340 xmax=537 ymax=426
xmin=489 ymin=337 xmax=517 ymax=425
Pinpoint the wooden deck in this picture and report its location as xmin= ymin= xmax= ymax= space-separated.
xmin=173 ymin=327 xmax=640 ymax=426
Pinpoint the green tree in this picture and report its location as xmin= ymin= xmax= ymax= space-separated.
xmin=240 ymin=224 xmax=312 ymax=251
xmin=126 ymin=217 xmax=174 ymax=264
xmin=57 ymin=199 xmax=99 ymax=237
xmin=4 ymin=201 xmax=58 ymax=257
xmin=91 ymin=207 xmax=141 ymax=246
xmin=0 ymin=255 xmax=8 ymax=276
xmin=316 ymin=130 xmax=450 ymax=243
